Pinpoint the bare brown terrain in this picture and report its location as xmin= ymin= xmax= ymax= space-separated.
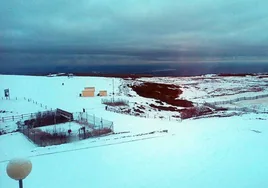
xmin=129 ymin=82 xmax=194 ymax=107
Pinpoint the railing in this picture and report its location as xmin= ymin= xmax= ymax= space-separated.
xmin=73 ymin=112 xmax=114 ymax=131
xmin=56 ymin=108 xmax=74 ymax=120
xmin=0 ymin=110 xmax=62 ymax=123
xmin=204 ymin=93 xmax=268 ymax=106
xmin=0 ymin=113 xmax=36 ymax=122
xmin=105 ymin=106 xmax=182 ymax=122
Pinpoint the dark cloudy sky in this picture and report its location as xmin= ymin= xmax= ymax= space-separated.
xmin=1 ymin=0 xmax=268 ymax=67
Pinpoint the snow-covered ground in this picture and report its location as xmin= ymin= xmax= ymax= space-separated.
xmin=137 ymin=75 xmax=268 ymax=103
xmin=1 ymin=74 xmax=268 ymax=188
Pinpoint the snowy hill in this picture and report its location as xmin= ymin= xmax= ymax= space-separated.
xmin=1 ymin=74 xmax=268 ymax=188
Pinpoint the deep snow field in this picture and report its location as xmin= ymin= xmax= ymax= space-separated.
xmin=1 ymin=74 xmax=268 ymax=188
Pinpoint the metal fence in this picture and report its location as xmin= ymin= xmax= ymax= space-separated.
xmin=20 ymin=126 xmax=69 ymax=147
xmin=105 ymin=107 xmax=182 ymax=122
xmin=225 ymin=107 xmax=258 ymax=113
xmin=73 ymin=112 xmax=114 ymax=131
xmin=205 ymin=93 xmax=268 ymax=106
xmin=204 ymin=93 xmax=268 ymax=113
xmin=0 ymin=111 xmax=48 ymax=123
xmin=17 ymin=112 xmax=114 ymax=147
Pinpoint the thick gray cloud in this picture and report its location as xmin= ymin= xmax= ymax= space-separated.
xmin=1 ymin=0 xmax=268 ymax=61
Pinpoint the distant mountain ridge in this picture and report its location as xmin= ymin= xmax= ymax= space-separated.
xmin=1 ymin=62 xmax=268 ymax=77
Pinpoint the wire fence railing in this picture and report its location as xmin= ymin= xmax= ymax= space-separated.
xmin=73 ymin=112 xmax=114 ymax=130
xmin=204 ymin=93 xmax=268 ymax=113
xmin=105 ymin=106 xmax=182 ymax=122
xmin=0 ymin=106 xmax=114 ymax=146
xmin=0 ymin=112 xmax=36 ymax=123
xmin=16 ymin=112 xmax=114 ymax=146
xmin=204 ymin=93 xmax=268 ymax=106
xmin=1 ymin=96 xmax=53 ymax=111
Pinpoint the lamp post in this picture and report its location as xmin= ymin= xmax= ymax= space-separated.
xmin=6 ymin=158 xmax=32 ymax=188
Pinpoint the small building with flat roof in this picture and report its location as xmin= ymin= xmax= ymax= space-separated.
xmin=99 ymin=90 xmax=107 ymax=97
xmin=82 ymin=87 xmax=95 ymax=97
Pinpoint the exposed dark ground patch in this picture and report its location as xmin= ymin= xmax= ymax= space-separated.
xmin=149 ymin=104 xmax=179 ymax=112
xmin=130 ymin=82 xmax=193 ymax=107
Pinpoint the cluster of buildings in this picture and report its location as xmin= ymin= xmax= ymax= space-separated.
xmin=81 ymin=87 xmax=107 ymax=97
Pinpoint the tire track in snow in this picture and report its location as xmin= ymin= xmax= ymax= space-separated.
xmin=0 ymin=134 xmax=168 ymax=164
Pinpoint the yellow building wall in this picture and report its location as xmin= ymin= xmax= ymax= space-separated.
xmin=84 ymin=87 xmax=95 ymax=91
xmin=82 ymin=90 xmax=95 ymax=97
xmin=99 ymin=91 xmax=107 ymax=96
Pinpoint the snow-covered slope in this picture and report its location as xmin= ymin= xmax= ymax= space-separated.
xmin=137 ymin=75 xmax=268 ymax=103
xmin=0 ymin=74 xmax=268 ymax=188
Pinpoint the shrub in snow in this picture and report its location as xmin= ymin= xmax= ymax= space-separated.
xmin=102 ymin=98 xmax=129 ymax=106
xmin=22 ymin=111 xmax=69 ymax=128
xmin=20 ymin=127 xmax=68 ymax=147
xmin=0 ymin=129 xmax=7 ymax=135
xmin=133 ymin=108 xmax=144 ymax=114
xmin=39 ymin=131 xmax=67 ymax=146
xmin=90 ymin=128 xmax=113 ymax=137
xmin=180 ymin=106 xmax=213 ymax=119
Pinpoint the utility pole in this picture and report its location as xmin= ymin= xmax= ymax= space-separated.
xmin=112 ymin=78 xmax=115 ymax=103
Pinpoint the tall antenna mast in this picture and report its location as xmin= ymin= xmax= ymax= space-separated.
xmin=112 ymin=78 xmax=115 ymax=102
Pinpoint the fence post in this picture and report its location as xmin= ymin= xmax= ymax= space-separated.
xmin=54 ymin=112 xmax=56 ymax=124
xmin=94 ymin=115 xmax=95 ymax=126
xmin=12 ymin=116 xmax=14 ymax=121
xmin=111 ymin=122 xmax=114 ymax=132
xmin=99 ymin=118 xmax=102 ymax=135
